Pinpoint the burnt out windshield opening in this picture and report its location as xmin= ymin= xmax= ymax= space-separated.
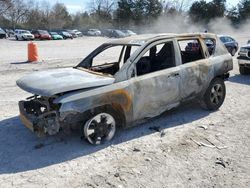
xmin=76 ymin=44 xmax=140 ymax=76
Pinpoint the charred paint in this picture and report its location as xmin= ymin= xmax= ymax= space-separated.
xmin=17 ymin=33 xmax=233 ymax=136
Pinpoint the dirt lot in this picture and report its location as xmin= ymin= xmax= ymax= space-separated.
xmin=0 ymin=35 xmax=250 ymax=188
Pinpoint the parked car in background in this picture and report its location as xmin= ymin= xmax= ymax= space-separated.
xmin=87 ymin=29 xmax=102 ymax=36
xmin=65 ymin=30 xmax=77 ymax=38
xmin=238 ymin=43 xmax=250 ymax=75
xmin=0 ymin=28 xmax=7 ymax=39
xmin=247 ymin=40 xmax=250 ymax=44
xmin=205 ymin=38 xmax=216 ymax=55
xmin=73 ymin=29 xmax=83 ymax=37
xmin=49 ymin=32 xmax=63 ymax=40
xmin=15 ymin=29 xmax=34 ymax=40
xmin=17 ymin=33 xmax=233 ymax=145
xmin=31 ymin=30 xmax=52 ymax=40
xmin=102 ymin=29 xmax=126 ymax=38
xmin=4 ymin=29 xmax=14 ymax=37
xmin=122 ymin=30 xmax=137 ymax=37
xmin=101 ymin=29 xmax=113 ymax=37
xmin=57 ymin=31 xmax=73 ymax=39
xmin=112 ymin=30 xmax=127 ymax=38
xmin=219 ymin=35 xmax=238 ymax=56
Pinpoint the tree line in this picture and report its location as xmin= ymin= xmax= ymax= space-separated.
xmin=0 ymin=0 xmax=250 ymax=31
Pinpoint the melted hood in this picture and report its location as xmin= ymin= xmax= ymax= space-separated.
xmin=16 ymin=68 xmax=115 ymax=96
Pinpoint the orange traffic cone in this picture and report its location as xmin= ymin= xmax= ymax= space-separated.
xmin=28 ymin=42 xmax=39 ymax=62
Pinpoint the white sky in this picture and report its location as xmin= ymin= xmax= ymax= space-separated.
xmin=38 ymin=0 xmax=240 ymax=14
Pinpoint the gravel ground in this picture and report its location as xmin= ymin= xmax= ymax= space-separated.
xmin=0 ymin=35 xmax=250 ymax=188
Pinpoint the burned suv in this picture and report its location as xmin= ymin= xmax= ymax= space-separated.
xmin=238 ymin=43 xmax=250 ymax=75
xmin=17 ymin=33 xmax=233 ymax=145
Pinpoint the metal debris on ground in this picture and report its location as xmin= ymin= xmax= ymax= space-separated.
xmin=197 ymin=125 xmax=208 ymax=130
xmin=190 ymin=138 xmax=228 ymax=150
xmin=215 ymin=158 xmax=229 ymax=168
xmin=145 ymin=157 xmax=152 ymax=162
xmin=149 ymin=126 xmax=166 ymax=137
xmin=160 ymin=130 xmax=166 ymax=137
xmin=133 ymin=148 xmax=141 ymax=152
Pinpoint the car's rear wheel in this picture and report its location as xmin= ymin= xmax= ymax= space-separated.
xmin=15 ymin=36 xmax=18 ymax=40
xmin=201 ymin=78 xmax=226 ymax=111
xmin=83 ymin=112 xmax=116 ymax=145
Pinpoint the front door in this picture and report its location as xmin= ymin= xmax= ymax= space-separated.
xmin=130 ymin=41 xmax=181 ymax=121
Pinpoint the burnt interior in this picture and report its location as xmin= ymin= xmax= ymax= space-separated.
xmin=136 ymin=42 xmax=175 ymax=76
xmin=90 ymin=62 xmax=120 ymax=75
xmin=77 ymin=44 xmax=138 ymax=76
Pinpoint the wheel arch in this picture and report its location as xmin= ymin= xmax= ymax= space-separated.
xmin=88 ymin=103 xmax=127 ymax=128
xmin=61 ymin=103 xmax=127 ymax=130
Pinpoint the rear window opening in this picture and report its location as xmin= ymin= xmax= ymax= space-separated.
xmin=204 ymin=38 xmax=216 ymax=55
xmin=178 ymin=39 xmax=205 ymax=64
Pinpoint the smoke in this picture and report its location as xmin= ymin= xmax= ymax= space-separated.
xmin=134 ymin=14 xmax=250 ymax=45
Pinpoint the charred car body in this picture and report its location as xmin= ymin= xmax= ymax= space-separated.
xmin=238 ymin=43 xmax=250 ymax=75
xmin=17 ymin=33 xmax=233 ymax=144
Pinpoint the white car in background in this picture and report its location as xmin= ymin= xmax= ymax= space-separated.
xmin=73 ymin=29 xmax=83 ymax=37
xmin=15 ymin=29 xmax=34 ymax=41
xmin=87 ymin=29 xmax=102 ymax=36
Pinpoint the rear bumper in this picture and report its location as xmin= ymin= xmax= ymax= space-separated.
xmin=238 ymin=58 xmax=250 ymax=68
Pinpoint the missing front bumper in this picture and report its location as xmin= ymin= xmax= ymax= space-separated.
xmin=18 ymin=100 xmax=60 ymax=136
xmin=19 ymin=101 xmax=35 ymax=132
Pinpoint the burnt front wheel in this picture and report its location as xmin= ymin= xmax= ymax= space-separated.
xmin=201 ymin=78 xmax=226 ymax=111
xmin=83 ymin=112 xmax=116 ymax=145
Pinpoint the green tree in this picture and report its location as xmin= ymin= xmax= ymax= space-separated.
xmin=189 ymin=0 xmax=207 ymax=23
xmin=145 ymin=0 xmax=163 ymax=20
xmin=50 ymin=3 xmax=72 ymax=29
xmin=226 ymin=6 xmax=240 ymax=24
xmin=116 ymin=0 xmax=163 ymax=26
xmin=116 ymin=0 xmax=133 ymax=26
xmin=189 ymin=0 xmax=226 ymax=24
xmin=238 ymin=0 xmax=250 ymax=21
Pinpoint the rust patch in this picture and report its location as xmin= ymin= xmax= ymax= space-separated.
xmin=105 ymin=89 xmax=132 ymax=112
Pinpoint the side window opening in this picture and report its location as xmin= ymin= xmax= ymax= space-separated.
xmin=136 ymin=42 xmax=175 ymax=76
xmin=90 ymin=45 xmax=124 ymax=75
xmin=79 ymin=44 xmax=139 ymax=76
xmin=178 ymin=39 xmax=204 ymax=64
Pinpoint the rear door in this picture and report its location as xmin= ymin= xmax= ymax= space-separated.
xmin=177 ymin=38 xmax=210 ymax=100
